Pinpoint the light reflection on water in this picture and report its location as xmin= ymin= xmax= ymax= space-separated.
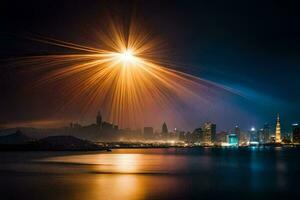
xmin=0 ymin=148 xmax=300 ymax=200
xmin=41 ymin=152 xmax=191 ymax=174
xmin=93 ymin=175 xmax=144 ymax=200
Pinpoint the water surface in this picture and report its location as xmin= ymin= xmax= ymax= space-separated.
xmin=0 ymin=147 xmax=299 ymax=200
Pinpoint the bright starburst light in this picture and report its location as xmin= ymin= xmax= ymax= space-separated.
xmin=119 ymin=49 xmax=135 ymax=63
xmin=11 ymin=18 xmax=237 ymax=129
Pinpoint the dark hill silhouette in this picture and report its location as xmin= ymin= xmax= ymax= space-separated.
xmin=36 ymin=135 xmax=102 ymax=150
xmin=0 ymin=130 xmax=31 ymax=144
xmin=0 ymin=133 xmax=109 ymax=151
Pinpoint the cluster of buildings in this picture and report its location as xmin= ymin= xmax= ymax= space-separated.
xmin=67 ymin=111 xmax=300 ymax=146
xmin=143 ymin=114 xmax=300 ymax=146
xmin=179 ymin=114 xmax=300 ymax=146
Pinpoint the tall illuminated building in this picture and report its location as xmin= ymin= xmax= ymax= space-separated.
xmin=275 ymin=114 xmax=281 ymax=143
xmin=249 ymin=127 xmax=259 ymax=145
xmin=258 ymin=123 xmax=271 ymax=144
xmin=292 ymin=123 xmax=300 ymax=144
xmin=202 ymin=122 xmax=216 ymax=145
xmin=191 ymin=128 xmax=202 ymax=144
xmin=228 ymin=134 xmax=238 ymax=146
xmin=234 ymin=125 xmax=241 ymax=144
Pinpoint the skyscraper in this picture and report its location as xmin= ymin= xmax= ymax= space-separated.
xmin=234 ymin=125 xmax=241 ymax=144
xmin=96 ymin=111 xmax=102 ymax=129
xmin=202 ymin=122 xmax=216 ymax=145
xmin=161 ymin=122 xmax=169 ymax=140
xmin=228 ymin=134 xmax=238 ymax=146
xmin=191 ymin=128 xmax=202 ymax=144
xmin=249 ymin=127 xmax=259 ymax=144
xmin=162 ymin=122 xmax=168 ymax=134
xmin=275 ymin=114 xmax=281 ymax=143
xmin=292 ymin=123 xmax=300 ymax=144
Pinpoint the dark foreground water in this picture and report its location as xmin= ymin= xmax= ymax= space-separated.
xmin=0 ymin=147 xmax=299 ymax=200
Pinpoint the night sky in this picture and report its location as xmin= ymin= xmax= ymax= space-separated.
xmin=1 ymin=0 xmax=299 ymax=132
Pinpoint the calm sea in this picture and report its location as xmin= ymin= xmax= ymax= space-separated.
xmin=0 ymin=147 xmax=299 ymax=200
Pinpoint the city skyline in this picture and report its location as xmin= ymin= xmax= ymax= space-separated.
xmin=3 ymin=110 xmax=296 ymax=145
xmin=0 ymin=109 xmax=296 ymax=135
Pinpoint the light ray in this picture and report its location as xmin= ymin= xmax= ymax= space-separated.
xmin=10 ymin=19 xmax=239 ymax=129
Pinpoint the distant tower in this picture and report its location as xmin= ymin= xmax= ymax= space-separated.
xmin=96 ymin=111 xmax=102 ymax=129
xmin=275 ymin=114 xmax=281 ymax=143
xmin=292 ymin=123 xmax=300 ymax=143
xmin=249 ymin=127 xmax=259 ymax=144
xmin=235 ymin=125 xmax=241 ymax=144
xmin=162 ymin=122 xmax=168 ymax=134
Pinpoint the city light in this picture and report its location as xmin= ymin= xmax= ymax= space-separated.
xmin=249 ymin=141 xmax=259 ymax=145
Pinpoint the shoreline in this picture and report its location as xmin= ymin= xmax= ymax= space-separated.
xmin=0 ymin=143 xmax=299 ymax=152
